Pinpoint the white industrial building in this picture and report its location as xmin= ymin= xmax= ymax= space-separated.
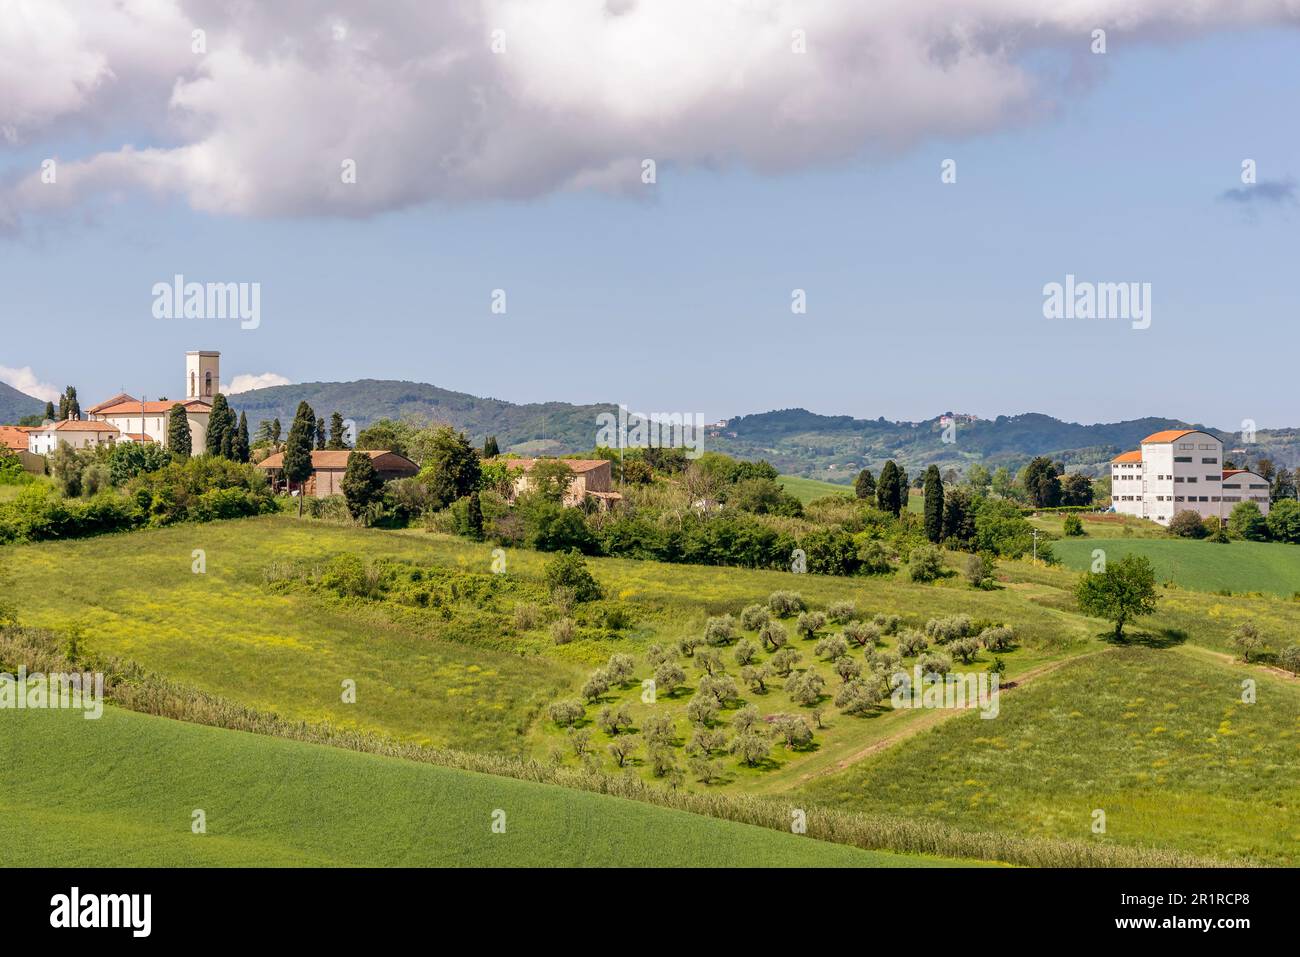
xmin=1110 ymin=429 xmax=1271 ymax=526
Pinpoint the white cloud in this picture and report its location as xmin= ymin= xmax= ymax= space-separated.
xmin=3 ymin=1 xmax=1298 ymax=225
xmin=223 ymin=372 xmax=292 ymax=395
xmin=0 ymin=364 xmax=59 ymax=402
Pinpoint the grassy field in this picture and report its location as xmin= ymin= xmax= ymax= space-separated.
xmin=801 ymin=646 xmax=1300 ymax=865
xmin=4 ymin=513 xmax=1298 ymax=864
xmin=778 ymin=474 xmax=854 ymax=504
xmin=1053 ymin=537 xmax=1300 ymax=598
xmin=0 ymin=702 xmax=956 ymax=867
xmin=1027 ymin=511 xmax=1167 ymax=539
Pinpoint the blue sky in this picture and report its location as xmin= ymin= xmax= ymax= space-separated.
xmin=2 ymin=14 xmax=1297 ymax=428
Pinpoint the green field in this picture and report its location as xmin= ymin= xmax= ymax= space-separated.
xmin=4 ymin=513 xmax=1298 ymax=865
xmin=778 ymin=474 xmax=854 ymax=504
xmin=802 ymin=646 xmax=1300 ymax=865
xmin=0 ymin=702 xmax=956 ymax=867
xmin=1053 ymin=537 xmax=1300 ymax=598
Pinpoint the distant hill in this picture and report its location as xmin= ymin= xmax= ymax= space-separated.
xmin=226 ymin=380 xmax=1300 ymax=477
xmin=230 ymin=379 xmax=615 ymax=454
xmin=0 ymin=381 xmax=43 ymax=425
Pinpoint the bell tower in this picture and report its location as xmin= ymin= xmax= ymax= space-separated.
xmin=186 ymin=351 xmax=221 ymax=402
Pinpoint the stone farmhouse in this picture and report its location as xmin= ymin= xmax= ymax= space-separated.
xmin=256 ymin=449 xmax=419 ymax=497
xmin=497 ymin=458 xmax=623 ymax=508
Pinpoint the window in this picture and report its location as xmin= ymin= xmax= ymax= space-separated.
xmin=1174 ymin=456 xmax=1192 ymax=463
xmin=1202 ymin=457 xmax=1217 ymax=464
xmin=1174 ymin=477 xmax=1184 ymax=483
xmin=204 ymin=371 xmax=213 ymax=396
xmin=1223 ymin=483 xmax=1240 ymax=489
xmin=1206 ymin=475 xmax=1219 ymax=482
xmin=1186 ymin=477 xmax=1197 ymax=483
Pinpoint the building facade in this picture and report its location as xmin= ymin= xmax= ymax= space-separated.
xmin=86 ymin=352 xmax=217 ymax=451
xmin=1110 ymin=429 xmax=1271 ymax=526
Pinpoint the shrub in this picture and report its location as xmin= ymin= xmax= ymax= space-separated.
xmin=872 ymin=613 xmax=902 ymax=635
xmin=826 ymin=601 xmax=857 ymax=624
xmin=965 ymin=552 xmax=996 ymax=589
xmin=925 ymin=614 xmax=974 ymax=643
xmin=979 ymin=625 xmax=1016 ymax=652
xmin=1062 ymin=514 xmax=1085 ymax=537
xmin=842 ymin=620 xmax=880 ymax=647
xmin=512 ymin=602 xmax=544 ymax=631
xmin=703 ymin=614 xmax=738 ymax=646
xmin=896 ymin=629 xmax=928 ymax=657
xmin=906 ymin=544 xmax=946 ymax=583
xmin=814 ymin=634 xmax=849 ymax=660
xmin=795 ymin=611 xmax=826 ymax=640
xmin=1168 ymin=510 xmax=1207 ymax=539
xmin=1280 ymin=645 xmax=1300 ymax=675
xmin=1229 ymin=622 xmax=1267 ymax=663
xmin=1266 ymin=499 xmax=1300 ymax=544
xmin=950 ymin=635 xmax=982 ymax=664
xmin=759 ymin=620 xmax=789 ymax=651
xmin=786 ymin=669 xmax=826 ymax=707
xmin=740 ymin=604 xmax=770 ymax=631
xmin=1227 ymin=501 xmax=1269 ymax=542
xmin=551 ymin=618 xmax=576 ymax=644
xmin=733 ymin=639 xmax=759 ymax=667
xmin=767 ymin=590 xmax=804 ymax=617
xmin=543 ymin=550 xmax=602 ymax=603
xmin=917 ymin=652 xmax=953 ymax=677
xmin=770 ymin=647 xmax=802 ymax=677
xmin=856 ymin=539 xmax=894 ymax=575
xmin=834 ymin=678 xmax=881 ymax=715
xmin=548 ymin=699 xmax=585 ymax=727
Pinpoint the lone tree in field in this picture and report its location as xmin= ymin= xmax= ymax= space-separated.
xmin=854 ymin=467 xmax=875 ymax=500
xmin=876 ymin=460 xmax=903 ymax=516
xmin=166 ymin=404 xmax=192 ymax=458
xmin=282 ymin=401 xmax=318 ymax=491
xmin=342 ymin=450 xmax=383 ymax=519
xmin=923 ymin=465 xmax=944 ymax=543
xmin=1075 ymin=553 xmax=1158 ymax=642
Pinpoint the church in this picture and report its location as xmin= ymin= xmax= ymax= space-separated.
xmin=84 ymin=351 xmax=220 ymax=451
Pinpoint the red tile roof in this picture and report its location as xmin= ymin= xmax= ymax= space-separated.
xmin=0 ymin=425 xmax=32 ymax=451
xmin=1140 ymin=429 xmax=1199 ymax=444
xmin=97 ymin=399 xmax=210 ymax=416
xmin=493 ymin=457 xmax=610 ymax=474
xmin=86 ymin=393 xmax=138 ymax=414
xmin=32 ymin=420 xmax=121 ymax=434
xmin=1111 ymin=450 xmax=1142 ymax=463
xmin=256 ymin=450 xmax=417 ymax=471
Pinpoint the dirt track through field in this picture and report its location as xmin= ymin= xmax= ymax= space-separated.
xmin=799 ymin=648 xmax=1115 ymax=784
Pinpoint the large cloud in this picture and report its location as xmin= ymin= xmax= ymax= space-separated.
xmin=3 ymin=0 xmax=1298 ymax=225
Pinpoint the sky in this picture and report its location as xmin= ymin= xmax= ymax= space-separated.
xmin=1 ymin=2 xmax=1298 ymax=428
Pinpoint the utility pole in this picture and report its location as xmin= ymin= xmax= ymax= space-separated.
xmin=1032 ymin=528 xmax=1041 ymax=562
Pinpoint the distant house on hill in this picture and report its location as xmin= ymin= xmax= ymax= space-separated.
xmin=495 ymin=457 xmax=622 ymax=509
xmin=256 ymin=449 xmax=418 ymax=497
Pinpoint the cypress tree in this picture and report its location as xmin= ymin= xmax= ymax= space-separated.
xmin=232 ymin=412 xmax=250 ymax=463
xmin=854 ymin=467 xmax=875 ymax=500
xmin=272 ymin=419 xmax=282 ymax=445
xmin=328 ymin=412 xmax=347 ymax=450
xmin=899 ymin=468 xmax=910 ymax=509
xmin=282 ymin=401 xmax=317 ymax=490
xmin=876 ymin=460 xmax=902 ymax=516
xmin=482 ymin=435 xmax=500 ymax=458
xmin=167 ymin=404 xmax=192 ymax=458
xmin=341 ymin=450 xmax=382 ymax=519
xmin=43 ymin=401 xmax=56 ymax=421
xmin=923 ymin=465 xmax=944 ymax=543
xmin=466 ymin=490 xmax=484 ymax=540
xmin=206 ymin=393 xmax=233 ymax=456
xmin=316 ymin=417 xmax=326 ymax=451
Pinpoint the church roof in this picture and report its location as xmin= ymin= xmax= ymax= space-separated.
xmin=86 ymin=393 xmax=138 ymax=414
xmin=97 ymin=399 xmax=211 ymax=416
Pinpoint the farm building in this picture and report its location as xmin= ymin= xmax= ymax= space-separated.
xmin=1110 ymin=429 xmax=1271 ymax=526
xmin=495 ymin=457 xmax=623 ymax=508
xmin=256 ymin=450 xmax=419 ymax=498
